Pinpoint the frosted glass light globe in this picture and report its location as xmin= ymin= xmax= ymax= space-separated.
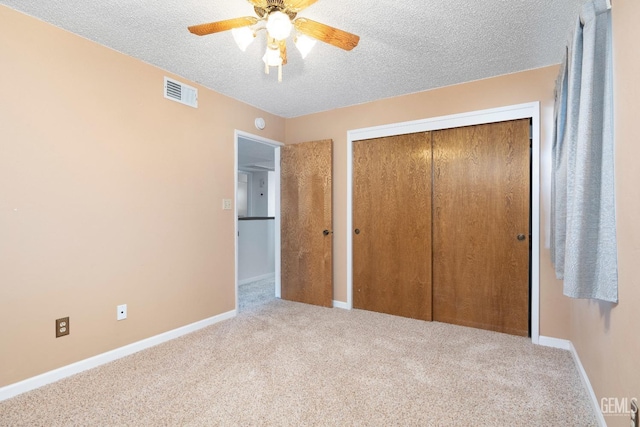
xmin=266 ymin=11 xmax=292 ymax=40
xmin=262 ymin=46 xmax=283 ymax=67
xmin=231 ymin=27 xmax=254 ymax=51
xmin=295 ymin=34 xmax=317 ymax=58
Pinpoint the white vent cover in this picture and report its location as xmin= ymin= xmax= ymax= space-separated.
xmin=164 ymin=77 xmax=198 ymax=108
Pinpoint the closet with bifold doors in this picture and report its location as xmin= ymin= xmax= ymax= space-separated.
xmin=353 ymin=119 xmax=531 ymax=337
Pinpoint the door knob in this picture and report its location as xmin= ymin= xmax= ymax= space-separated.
xmin=354 ymin=229 xmax=360 ymax=235
xmin=517 ymin=234 xmax=526 ymax=241
xmin=323 ymin=230 xmax=332 ymax=236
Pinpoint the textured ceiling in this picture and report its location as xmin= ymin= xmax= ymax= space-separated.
xmin=0 ymin=0 xmax=585 ymax=118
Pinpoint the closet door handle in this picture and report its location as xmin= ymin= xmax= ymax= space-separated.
xmin=517 ymin=234 xmax=526 ymax=241
xmin=323 ymin=229 xmax=332 ymax=236
xmin=354 ymin=229 xmax=360 ymax=235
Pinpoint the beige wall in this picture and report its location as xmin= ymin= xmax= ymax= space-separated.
xmin=0 ymin=6 xmax=284 ymax=387
xmin=569 ymin=2 xmax=640 ymax=426
xmin=285 ymin=66 xmax=571 ymax=340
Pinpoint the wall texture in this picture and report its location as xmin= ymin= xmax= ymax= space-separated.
xmin=285 ymin=65 xmax=570 ymax=340
xmin=570 ymin=2 xmax=640 ymax=426
xmin=0 ymin=6 xmax=284 ymax=387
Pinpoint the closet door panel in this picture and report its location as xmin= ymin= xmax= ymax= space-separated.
xmin=432 ymin=120 xmax=530 ymax=336
xmin=353 ymin=132 xmax=432 ymax=321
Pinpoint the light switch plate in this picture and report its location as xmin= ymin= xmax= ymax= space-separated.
xmin=222 ymin=199 xmax=232 ymax=210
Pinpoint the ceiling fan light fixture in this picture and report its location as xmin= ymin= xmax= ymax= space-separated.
xmin=263 ymin=45 xmax=284 ymax=82
xmin=266 ymin=11 xmax=292 ymax=40
xmin=295 ymin=34 xmax=317 ymax=58
xmin=231 ymin=26 xmax=255 ymax=51
xmin=188 ymin=2 xmax=360 ymax=81
xmin=263 ymin=46 xmax=283 ymax=67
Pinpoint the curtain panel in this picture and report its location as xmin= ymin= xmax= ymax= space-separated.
xmin=551 ymin=0 xmax=617 ymax=303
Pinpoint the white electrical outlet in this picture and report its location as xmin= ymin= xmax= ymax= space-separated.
xmin=117 ymin=304 xmax=127 ymax=321
xmin=222 ymin=199 xmax=232 ymax=210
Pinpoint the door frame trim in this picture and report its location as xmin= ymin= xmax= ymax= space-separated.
xmin=234 ymin=130 xmax=284 ymax=313
xmin=346 ymin=102 xmax=541 ymax=344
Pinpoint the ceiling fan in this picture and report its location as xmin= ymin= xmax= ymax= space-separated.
xmin=188 ymin=0 xmax=360 ymax=82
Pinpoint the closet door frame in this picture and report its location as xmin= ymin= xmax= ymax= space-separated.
xmin=346 ymin=102 xmax=542 ymax=344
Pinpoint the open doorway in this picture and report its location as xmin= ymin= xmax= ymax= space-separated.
xmin=234 ymin=131 xmax=283 ymax=313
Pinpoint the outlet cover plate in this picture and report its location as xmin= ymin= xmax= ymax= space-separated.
xmin=117 ymin=304 xmax=127 ymax=321
xmin=56 ymin=317 xmax=69 ymax=338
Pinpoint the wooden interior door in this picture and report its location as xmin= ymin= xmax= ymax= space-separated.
xmin=432 ymin=119 xmax=530 ymax=336
xmin=280 ymin=139 xmax=333 ymax=307
xmin=353 ymin=132 xmax=432 ymax=321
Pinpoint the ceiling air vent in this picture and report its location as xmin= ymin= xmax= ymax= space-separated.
xmin=164 ymin=77 xmax=198 ymax=108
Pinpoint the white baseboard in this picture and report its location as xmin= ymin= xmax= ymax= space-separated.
xmin=539 ymin=336 xmax=606 ymax=426
xmin=568 ymin=342 xmax=607 ymax=427
xmin=332 ymin=300 xmax=350 ymax=310
xmin=239 ymin=272 xmax=275 ymax=286
xmin=538 ymin=335 xmax=571 ymax=350
xmin=0 ymin=309 xmax=236 ymax=402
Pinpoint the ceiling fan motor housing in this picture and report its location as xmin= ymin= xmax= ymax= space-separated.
xmin=255 ymin=5 xmax=297 ymax=20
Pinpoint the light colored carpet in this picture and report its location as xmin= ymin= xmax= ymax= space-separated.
xmin=0 ymin=278 xmax=597 ymax=426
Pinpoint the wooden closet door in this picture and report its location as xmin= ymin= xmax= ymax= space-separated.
xmin=353 ymin=132 xmax=432 ymax=321
xmin=281 ymin=139 xmax=333 ymax=307
xmin=432 ymin=119 xmax=530 ymax=336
